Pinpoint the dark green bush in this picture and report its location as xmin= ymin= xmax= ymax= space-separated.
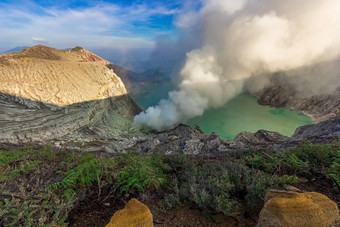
xmin=164 ymin=157 xmax=297 ymax=215
xmin=165 ymin=160 xmax=238 ymax=216
xmin=292 ymin=142 xmax=339 ymax=170
xmin=47 ymin=157 xmax=116 ymax=201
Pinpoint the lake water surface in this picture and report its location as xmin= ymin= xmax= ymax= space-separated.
xmin=133 ymin=82 xmax=313 ymax=139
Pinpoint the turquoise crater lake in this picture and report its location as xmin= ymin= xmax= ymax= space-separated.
xmin=133 ymin=83 xmax=313 ymax=139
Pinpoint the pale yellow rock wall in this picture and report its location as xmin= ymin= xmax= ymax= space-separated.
xmin=0 ymin=46 xmax=127 ymax=106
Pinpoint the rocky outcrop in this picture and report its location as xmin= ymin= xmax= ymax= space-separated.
xmin=136 ymin=124 xmax=207 ymax=155
xmin=0 ymin=45 xmax=147 ymax=152
xmin=292 ymin=117 xmax=340 ymax=143
xmin=257 ymin=190 xmax=340 ymax=227
xmin=135 ymin=125 xmax=291 ymax=155
xmin=105 ymin=198 xmax=153 ymax=227
xmin=234 ymin=130 xmax=289 ymax=149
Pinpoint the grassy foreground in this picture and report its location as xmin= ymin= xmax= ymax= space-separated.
xmin=0 ymin=142 xmax=339 ymax=226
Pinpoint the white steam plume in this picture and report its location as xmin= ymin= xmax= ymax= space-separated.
xmin=134 ymin=0 xmax=340 ymax=131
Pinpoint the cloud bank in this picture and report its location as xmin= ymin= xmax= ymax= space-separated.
xmin=134 ymin=0 xmax=340 ymax=131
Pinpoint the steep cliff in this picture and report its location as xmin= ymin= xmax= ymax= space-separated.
xmin=0 ymin=45 xmax=147 ymax=152
xmin=257 ymin=83 xmax=340 ymax=123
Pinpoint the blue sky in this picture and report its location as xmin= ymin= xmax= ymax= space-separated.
xmin=0 ymin=0 xmax=188 ymax=52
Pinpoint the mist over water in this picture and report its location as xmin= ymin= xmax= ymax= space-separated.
xmin=134 ymin=0 xmax=340 ymax=131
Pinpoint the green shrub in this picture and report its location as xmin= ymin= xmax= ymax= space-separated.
xmin=116 ymin=154 xmax=171 ymax=194
xmin=282 ymin=152 xmax=309 ymax=174
xmin=246 ymin=151 xmax=279 ymax=174
xmin=292 ymin=142 xmax=339 ymax=170
xmin=47 ymin=157 xmax=117 ymax=201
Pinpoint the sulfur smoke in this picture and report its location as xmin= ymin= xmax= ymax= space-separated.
xmin=134 ymin=0 xmax=340 ymax=131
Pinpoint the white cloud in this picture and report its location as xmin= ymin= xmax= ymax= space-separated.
xmin=32 ymin=37 xmax=47 ymax=42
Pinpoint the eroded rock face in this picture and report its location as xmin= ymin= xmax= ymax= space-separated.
xmin=257 ymin=190 xmax=340 ymax=227
xmin=105 ymin=198 xmax=153 ymax=227
xmin=0 ymin=45 xmax=147 ymax=152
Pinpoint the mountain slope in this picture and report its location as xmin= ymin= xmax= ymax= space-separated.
xmin=0 ymin=45 xmax=146 ymax=152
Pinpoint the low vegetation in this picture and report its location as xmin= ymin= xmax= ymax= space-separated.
xmin=0 ymin=141 xmax=339 ymax=226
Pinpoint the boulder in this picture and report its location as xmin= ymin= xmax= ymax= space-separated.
xmin=204 ymin=133 xmax=222 ymax=151
xmin=105 ymin=198 xmax=153 ymax=227
xmin=257 ymin=190 xmax=340 ymax=227
xmin=183 ymin=138 xmax=204 ymax=155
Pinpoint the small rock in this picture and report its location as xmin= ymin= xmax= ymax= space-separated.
xmin=183 ymin=138 xmax=204 ymax=155
xmin=205 ymin=133 xmax=222 ymax=151
xmin=257 ymin=190 xmax=340 ymax=227
xmin=105 ymin=198 xmax=153 ymax=227
xmin=165 ymin=150 xmax=174 ymax=155
xmin=285 ymin=185 xmax=301 ymax=192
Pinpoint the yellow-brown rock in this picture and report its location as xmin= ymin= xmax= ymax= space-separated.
xmin=257 ymin=190 xmax=340 ymax=227
xmin=105 ymin=198 xmax=153 ymax=227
